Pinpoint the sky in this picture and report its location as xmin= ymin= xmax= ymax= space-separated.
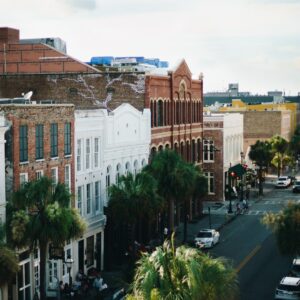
xmin=1 ymin=0 xmax=300 ymax=95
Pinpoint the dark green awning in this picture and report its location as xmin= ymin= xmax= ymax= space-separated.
xmin=228 ymin=163 xmax=246 ymax=177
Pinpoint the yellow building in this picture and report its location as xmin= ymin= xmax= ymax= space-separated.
xmin=206 ymin=99 xmax=298 ymax=137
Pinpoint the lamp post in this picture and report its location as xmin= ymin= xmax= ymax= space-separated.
xmin=65 ymin=255 xmax=74 ymax=296
xmin=228 ymin=173 xmax=233 ymax=213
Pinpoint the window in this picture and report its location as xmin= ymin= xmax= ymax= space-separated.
xmin=125 ymin=162 xmax=130 ymax=176
xmin=134 ymin=160 xmax=138 ymax=176
xmin=64 ymin=122 xmax=71 ymax=156
xmin=106 ymin=167 xmax=111 ymax=199
xmin=77 ymin=186 xmax=83 ymax=216
xmin=48 ymin=261 xmax=58 ymax=289
xmin=86 ymin=183 xmax=91 ymax=214
xmin=94 ymin=138 xmax=100 ymax=168
xmin=51 ymin=167 xmax=58 ymax=192
xmin=63 ymin=248 xmax=71 ymax=276
xmin=19 ymin=125 xmax=28 ymax=162
xmin=33 ymin=249 xmax=39 ymax=294
xmin=86 ymin=139 xmax=91 ymax=170
xmin=95 ymin=181 xmax=101 ymax=212
xmin=65 ymin=165 xmax=71 ymax=191
xmin=18 ymin=260 xmax=31 ymax=300
xmin=157 ymin=100 xmax=164 ymax=127
xmin=20 ymin=173 xmax=28 ymax=187
xmin=203 ymin=140 xmax=214 ymax=162
xmin=205 ymin=172 xmax=215 ymax=194
xmin=50 ymin=123 xmax=58 ymax=157
xmin=77 ymin=139 xmax=82 ymax=171
xmin=116 ymin=164 xmax=121 ymax=184
xmin=35 ymin=124 xmax=44 ymax=160
xmin=86 ymin=236 xmax=94 ymax=267
xmin=36 ymin=170 xmax=44 ymax=180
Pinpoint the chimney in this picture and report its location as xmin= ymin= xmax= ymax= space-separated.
xmin=0 ymin=27 xmax=20 ymax=45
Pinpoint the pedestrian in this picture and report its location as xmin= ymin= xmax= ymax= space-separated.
xmin=236 ymin=202 xmax=241 ymax=214
xmin=163 ymin=227 xmax=168 ymax=240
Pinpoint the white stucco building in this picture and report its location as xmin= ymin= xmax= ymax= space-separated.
xmin=70 ymin=103 xmax=150 ymax=278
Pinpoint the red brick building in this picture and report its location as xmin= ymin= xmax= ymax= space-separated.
xmin=146 ymin=60 xmax=204 ymax=164
xmin=0 ymin=104 xmax=75 ymax=196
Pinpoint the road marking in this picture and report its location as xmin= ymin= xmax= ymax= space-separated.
xmin=236 ymin=245 xmax=261 ymax=273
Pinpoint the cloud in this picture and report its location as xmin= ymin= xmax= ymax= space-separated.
xmin=65 ymin=0 xmax=96 ymax=10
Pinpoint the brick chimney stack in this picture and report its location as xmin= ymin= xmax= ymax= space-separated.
xmin=0 ymin=27 xmax=20 ymax=45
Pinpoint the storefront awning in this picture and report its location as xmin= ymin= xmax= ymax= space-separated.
xmin=228 ymin=163 xmax=246 ymax=177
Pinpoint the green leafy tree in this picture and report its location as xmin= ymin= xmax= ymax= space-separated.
xmin=262 ymin=202 xmax=300 ymax=255
xmin=248 ymin=140 xmax=272 ymax=195
xmin=8 ymin=177 xmax=86 ymax=300
xmin=108 ymin=171 xmax=163 ymax=250
xmin=270 ymin=135 xmax=289 ymax=177
xmin=0 ymin=223 xmax=19 ymax=287
xmin=127 ymin=236 xmax=238 ymax=300
xmin=146 ymin=150 xmax=186 ymax=232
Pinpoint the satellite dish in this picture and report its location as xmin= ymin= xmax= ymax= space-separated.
xmin=22 ymin=91 xmax=33 ymax=100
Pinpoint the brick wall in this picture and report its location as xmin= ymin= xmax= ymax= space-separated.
xmin=0 ymin=72 xmax=146 ymax=110
xmin=0 ymin=104 xmax=75 ymax=198
xmin=203 ymin=122 xmax=224 ymax=202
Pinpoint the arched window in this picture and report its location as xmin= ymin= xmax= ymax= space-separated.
xmin=158 ymin=145 xmax=163 ymax=152
xmin=192 ymin=140 xmax=196 ymax=162
xmin=176 ymin=101 xmax=180 ymax=124
xmin=186 ymin=140 xmax=190 ymax=161
xmin=106 ymin=166 xmax=112 ymax=199
xmin=174 ymin=142 xmax=178 ymax=153
xmin=134 ymin=160 xmax=139 ymax=176
xmin=165 ymin=144 xmax=170 ymax=149
xmin=116 ymin=163 xmax=121 ymax=184
xmin=157 ymin=100 xmax=164 ymax=127
xmin=141 ymin=159 xmax=147 ymax=168
xmin=153 ymin=101 xmax=157 ymax=127
xmin=125 ymin=162 xmax=131 ymax=176
xmin=180 ymin=141 xmax=184 ymax=159
xmin=197 ymin=138 xmax=201 ymax=162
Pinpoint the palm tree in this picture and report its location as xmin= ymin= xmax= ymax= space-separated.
xmin=8 ymin=177 xmax=86 ymax=300
xmin=0 ymin=223 xmax=19 ymax=288
xmin=270 ymin=135 xmax=289 ymax=177
xmin=127 ymin=236 xmax=238 ymax=300
xmin=249 ymin=140 xmax=272 ymax=195
xmin=108 ymin=171 xmax=163 ymax=256
xmin=262 ymin=202 xmax=300 ymax=255
xmin=146 ymin=150 xmax=185 ymax=232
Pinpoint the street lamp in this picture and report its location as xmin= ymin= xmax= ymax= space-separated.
xmin=65 ymin=255 xmax=74 ymax=292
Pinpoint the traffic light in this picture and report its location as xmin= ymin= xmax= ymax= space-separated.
xmin=230 ymin=171 xmax=236 ymax=178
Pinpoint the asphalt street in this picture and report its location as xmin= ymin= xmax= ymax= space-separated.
xmin=209 ymin=181 xmax=300 ymax=300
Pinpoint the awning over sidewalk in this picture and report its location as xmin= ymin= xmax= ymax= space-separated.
xmin=228 ymin=163 xmax=246 ymax=177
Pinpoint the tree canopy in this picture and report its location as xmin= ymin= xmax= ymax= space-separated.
xmin=262 ymin=202 xmax=300 ymax=256
xmin=0 ymin=223 xmax=19 ymax=286
xmin=127 ymin=237 xmax=238 ymax=300
xmin=8 ymin=177 xmax=86 ymax=300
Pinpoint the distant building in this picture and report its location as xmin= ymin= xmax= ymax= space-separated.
xmin=205 ymin=99 xmax=297 ymax=143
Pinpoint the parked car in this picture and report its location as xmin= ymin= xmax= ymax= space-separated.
xmin=290 ymin=258 xmax=300 ymax=277
xmin=293 ymin=181 xmax=300 ymax=193
xmin=275 ymin=276 xmax=300 ymax=299
xmin=276 ymin=176 xmax=292 ymax=188
xmin=194 ymin=229 xmax=220 ymax=249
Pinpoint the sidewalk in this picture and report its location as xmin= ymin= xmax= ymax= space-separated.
xmin=175 ymin=174 xmax=277 ymax=245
